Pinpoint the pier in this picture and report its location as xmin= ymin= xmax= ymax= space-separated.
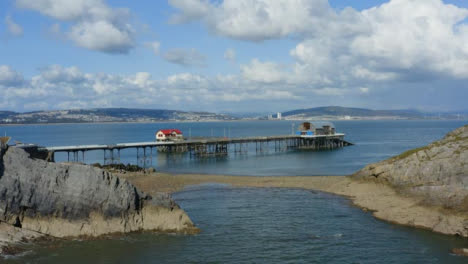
xmin=39 ymin=133 xmax=353 ymax=167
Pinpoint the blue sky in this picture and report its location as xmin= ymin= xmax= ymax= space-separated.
xmin=0 ymin=0 xmax=467 ymax=113
xmin=0 ymin=0 xmax=298 ymax=77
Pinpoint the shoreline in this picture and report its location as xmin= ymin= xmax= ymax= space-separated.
xmin=2 ymin=171 xmax=467 ymax=256
xmin=0 ymin=118 xmax=463 ymax=127
xmin=0 ymin=119 xmax=242 ymax=127
xmin=119 ymin=172 xmax=468 ymax=238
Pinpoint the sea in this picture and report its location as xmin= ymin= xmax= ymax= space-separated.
xmin=1 ymin=120 xmax=468 ymax=263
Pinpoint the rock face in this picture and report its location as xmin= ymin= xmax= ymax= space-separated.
xmin=353 ymin=125 xmax=468 ymax=211
xmin=0 ymin=146 xmax=197 ymax=241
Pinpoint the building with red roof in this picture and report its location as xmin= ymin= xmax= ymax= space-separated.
xmin=155 ymin=129 xmax=184 ymax=141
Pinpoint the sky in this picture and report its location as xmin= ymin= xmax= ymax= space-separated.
xmin=0 ymin=0 xmax=467 ymax=113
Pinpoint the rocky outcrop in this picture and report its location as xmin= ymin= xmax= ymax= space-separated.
xmin=0 ymin=222 xmax=43 ymax=255
xmin=353 ymin=125 xmax=468 ymax=210
xmin=351 ymin=125 xmax=468 ymax=236
xmin=0 ymin=146 xmax=5 ymax=180
xmin=0 ymin=146 xmax=197 ymax=252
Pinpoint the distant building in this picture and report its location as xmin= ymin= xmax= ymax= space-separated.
xmin=296 ymin=122 xmax=336 ymax=136
xmin=267 ymin=114 xmax=273 ymax=120
xmin=277 ymin=112 xmax=282 ymax=119
xmin=155 ymin=129 xmax=183 ymax=141
xmin=296 ymin=122 xmax=315 ymax=136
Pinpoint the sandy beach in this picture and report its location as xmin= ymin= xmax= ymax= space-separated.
xmin=119 ymin=172 xmax=468 ymax=237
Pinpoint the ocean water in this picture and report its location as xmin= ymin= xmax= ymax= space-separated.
xmin=5 ymin=185 xmax=468 ymax=264
xmin=1 ymin=120 xmax=465 ymax=175
xmin=1 ymin=120 xmax=468 ymax=263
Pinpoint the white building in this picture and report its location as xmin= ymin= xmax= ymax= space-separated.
xmin=277 ymin=112 xmax=282 ymax=119
xmin=155 ymin=129 xmax=184 ymax=141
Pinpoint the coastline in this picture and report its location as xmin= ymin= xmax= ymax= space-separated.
xmin=0 ymin=118 xmax=462 ymax=127
xmin=0 ymin=119 xmax=243 ymax=127
xmin=120 ymin=172 xmax=468 ymax=238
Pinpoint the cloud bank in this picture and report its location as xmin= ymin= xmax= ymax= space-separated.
xmin=170 ymin=0 xmax=468 ymax=94
xmin=0 ymin=65 xmax=302 ymax=111
xmin=163 ymin=48 xmax=206 ymax=67
xmin=16 ymin=0 xmax=135 ymax=53
xmin=2 ymin=0 xmax=467 ymax=112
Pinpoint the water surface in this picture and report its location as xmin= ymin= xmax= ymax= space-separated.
xmin=1 ymin=120 xmax=465 ymax=176
xmin=2 ymin=120 xmax=467 ymax=263
xmin=5 ymin=185 xmax=468 ymax=264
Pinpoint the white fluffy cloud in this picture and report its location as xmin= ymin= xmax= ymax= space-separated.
xmin=5 ymin=15 xmax=23 ymax=36
xmin=68 ymin=20 xmax=134 ymax=53
xmin=1 ymin=63 xmax=466 ymax=112
xmin=16 ymin=0 xmax=135 ymax=53
xmin=39 ymin=65 xmax=85 ymax=83
xmin=169 ymin=0 xmax=336 ymax=41
xmin=170 ymin=0 xmax=468 ymax=92
xmin=351 ymin=0 xmax=468 ymax=78
xmin=241 ymin=59 xmax=287 ymax=83
xmin=0 ymin=64 xmax=304 ymax=111
xmin=3 ymin=0 xmax=468 ymax=112
xmin=163 ymin=48 xmax=206 ymax=67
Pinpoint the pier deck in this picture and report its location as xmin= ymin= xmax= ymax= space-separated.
xmin=44 ymin=134 xmax=347 ymax=152
xmin=39 ymin=133 xmax=352 ymax=166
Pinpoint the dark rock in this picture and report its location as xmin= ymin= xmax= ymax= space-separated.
xmin=0 ymin=146 xmax=5 ymax=180
xmin=0 ymin=146 xmax=196 ymax=239
xmin=94 ymin=163 xmax=145 ymax=172
xmin=353 ymin=125 xmax=468 ymax=211
xmin=0 ymin=147 xmax=164 ymax=221
xmin=17 ymin=145 xmax=51 ymax=161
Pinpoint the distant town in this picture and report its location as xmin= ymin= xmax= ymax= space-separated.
xmin=0 ymin=106 xmax=466 ymax=125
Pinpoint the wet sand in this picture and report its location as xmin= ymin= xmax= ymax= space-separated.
xmin=118 ymin=172 xmax=350 ymax=194
xmin=119 ymin=172 xmax=468 ymax=237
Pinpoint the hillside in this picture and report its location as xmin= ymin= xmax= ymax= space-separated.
xmin=280 ymin=106 xmax=463 ymax=120
xmin=0 ymin=108 xmax=237 ymax=124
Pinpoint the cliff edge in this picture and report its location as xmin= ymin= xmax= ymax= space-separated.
xmin=0 ymin=146 xmax=197 ymax=253
xmin=353 ymin=125 xmax=468 ymax=210
xmin=351 ymin=125 xmax=468 ymax=235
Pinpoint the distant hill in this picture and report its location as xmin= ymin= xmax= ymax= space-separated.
xmin=0 ymin=111 xmax=16 ymax=119
xmin=0 ymin=108 xmax=237 ymax=124
xmin=0 ymin=106 xmax=465 ymax=124
xmin=280 ymin=106 xmax=465 ymax=120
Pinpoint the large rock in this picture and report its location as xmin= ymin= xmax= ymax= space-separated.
xmin=353 ymin=125 xmax=468 ymax=211
xmin=0 ymin=146 xmax=197 ymax=241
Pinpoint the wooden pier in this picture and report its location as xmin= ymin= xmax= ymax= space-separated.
xmin=40 ymin=133 xmax=352 ymax=167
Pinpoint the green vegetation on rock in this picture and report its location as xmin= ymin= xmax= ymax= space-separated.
xmin=391 ymin=146 xmax=429 ymax=161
